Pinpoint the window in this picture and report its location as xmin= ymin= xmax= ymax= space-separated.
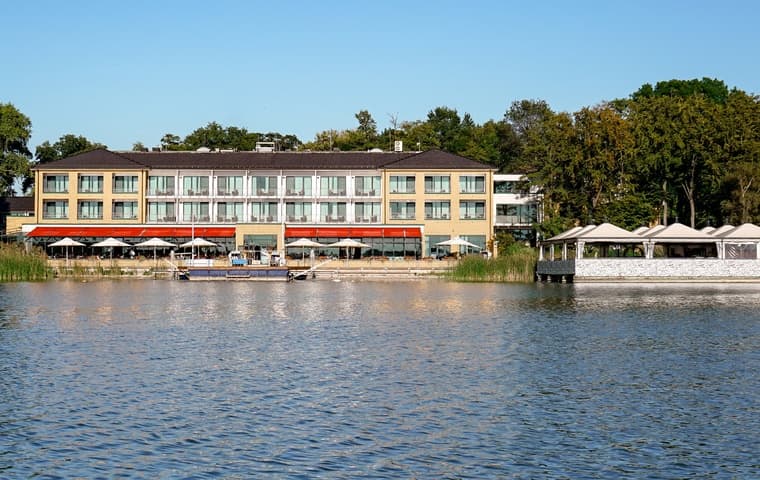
xmin=113 ymin=175 xmax=139 ymax=193
xmin=424 ymin=175 xmax=450 ymax=194
xmin=78 ymin=175 xmax=103 ymax=193
xmin=43 ymin=200 xmax=68 ymax=219
xmin=181 ymin=202 xmax=210 ymax=222
xmin=78 ymin=201 xmax=103 ymax=219
xmin=354 ymin=202 xmax=381 ymax=222
xmin=243 ymin=234 xmax=277 ymax=251
xmin=426 ymin=235 xmax=451 ymax=258
xmin=182 ymin=176 xmax=209 ymax=196
xmin=285 ymin=202 xmax=312 ymax=222
xmin=319 ymin=202 xmax=346 ymax=222
xmin=43 ymin=175 xmax=68 ymax=193
xmin=285 ymin=176 xmax=312 ymax=196
xmin=459 ymin=201 xmax=486 ymax=220
xmin=494 ymin=180 xmax=524 ymax=194
xmin=112 ymin=201 xmax=138 ymax=220
xmin=148 ymin=176 xmax=175 ymax=196
xmin=390 ymin=201 xmax=415 ymax=220
xmin=389 ymin=175 xmax=415 ymax=194
xmin=460 ymin=175 xmax=485 ymax=193
xmin=217 ymin=176 xmax=243 ymax=196
xmin=424 ymin=201 xmax=450 ymax=220
xmin=496 ymin=203 xmax=537 ymax=224
xmin=354 ymin=176 xmax=380 ymax=196
xmin=147 ymin=202 xmax=176 ymax=223
xmin=320 ymin=176 xmax=346 ymax=196
xmin=216 ymin=202 xmax=243 ymax=222
xmin=250 ymin=202 xmax=278 ymax=222
xmin=252 ymin=176 xmax=278 ymax=196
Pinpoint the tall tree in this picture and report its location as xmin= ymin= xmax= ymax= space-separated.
xmin=0 ymin=103 xmax=33 ymax=194
xmin=355 ymin=110 xmax=378 ymax=149
xmin=632 ymin=77 xmax=729 ymax=104
xmin=719 ymin=90 xmax=760 ymax=223
xmin=504 ymin=99 xmax=555 ymax=173
xmin=426 ymin=106 xmax=466 ymax=153
xmin=35 ymin=134 xmax=106 ymax=164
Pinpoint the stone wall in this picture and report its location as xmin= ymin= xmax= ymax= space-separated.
xmin=541 ymin=258 xmax=760 ymax=281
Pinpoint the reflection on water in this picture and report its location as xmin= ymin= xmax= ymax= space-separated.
xmin=0 ymin=280 xmax=758 ymax=478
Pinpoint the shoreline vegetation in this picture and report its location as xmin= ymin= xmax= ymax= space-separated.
xmin=1 ymin=242 xmax=538 ymax=283
xmin=447 ymin=247 xmax=538 ymax=283
xmin=0 ymin=244 xmax=49 ymax=281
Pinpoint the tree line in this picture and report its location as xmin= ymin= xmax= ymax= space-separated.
xmin=2 ymin=77 xmax=759 ymax=234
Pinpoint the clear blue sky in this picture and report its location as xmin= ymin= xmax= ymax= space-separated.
xmin=3 ymin=0 xmax=759 ymax=152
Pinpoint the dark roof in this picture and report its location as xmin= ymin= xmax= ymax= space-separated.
xmin=0 ymin=196 xmax=34 ymax=212
xmin=35 ymin=148 xmax=495 ymax=171
xmin=32 ymin=149 xmax=146 ymax=170
xmin=382 ymin=150 xmax=492 ymax=170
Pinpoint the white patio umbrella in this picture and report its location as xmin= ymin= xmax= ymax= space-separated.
xmin=180 ymin=237 xmax=218 ymax=248
xmin=49 ymin=237 xmax=85 ymax=266
xmin=134 ymin=237 xmax=176 ymax=263
xmin=92 ymin=237 xmax=131 ymax=259
xmin=328 ymin=238 xmax=369 ymax=261
xmin=180 ymin=237 xmax=218 ymax=261
xmin=436 ymin=237 xmax=482 ymax=255
xmin=285 ymin=238 xmax=325 ymax=263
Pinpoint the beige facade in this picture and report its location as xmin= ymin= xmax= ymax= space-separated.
xmin=27 ymin=149 xmax=495 ymax=257
xmin=36 ymin=170 xmax=147 ymax=224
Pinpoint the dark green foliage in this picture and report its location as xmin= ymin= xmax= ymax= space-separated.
xmin=0 ymin=103 xmax=33 ymax=194
xmin=632 ymin=77 xmax=729 ymax=104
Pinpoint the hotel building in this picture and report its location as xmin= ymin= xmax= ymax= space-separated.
xmin=26 ymin=148 xmax=497 ymax=259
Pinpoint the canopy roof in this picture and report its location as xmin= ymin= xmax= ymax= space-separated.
xmin=715 ymin=223 xmax=760 ymax=239
xmin=575 ymin=223 xmax=643 ymax=243
xmin=543 ymin=222 xmax=760 ymax=246
xmin=645 ymin=223 xmax=715 ymax=242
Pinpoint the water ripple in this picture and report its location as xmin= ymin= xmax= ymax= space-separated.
xmin=0 ymin=281 xmax=758 ymax=478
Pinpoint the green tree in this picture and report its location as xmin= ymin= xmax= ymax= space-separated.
xmin=355 ymin=110 xmax=378 ymax=149
xmin=572 ymin=104 xmax=637 ymax=223
xmin=160 ymin=133 xmax=183 ymax=150
xmin=426 ymin=106 xmax=467 ymax=153
xmin=0 ymin=103 xmax=33 ymax=194
xmin=35 ymin=134 xmax=106 ymax=164
xmin=183 ymin=122 xmax=228 ymax=150
xmin=719 ymin=90 xmax=760 ymax=223
xmin=504 ymin=99 xmax=555 ymax=173
xmin=629 ymin=94 xmax=723 ymax=227
xmin=632 ymin=77 xmax=729 ymax=104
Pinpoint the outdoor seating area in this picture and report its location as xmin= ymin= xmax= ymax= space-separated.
xmin=537 ymin=222 xmax=760 ymax=282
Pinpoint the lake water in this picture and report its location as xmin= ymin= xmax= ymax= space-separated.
xmin=0 ymin=279 xmax=758 ymax=478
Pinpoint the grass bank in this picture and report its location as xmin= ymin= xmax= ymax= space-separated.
xmin=446 ymin=249 xmax=537 ymax=282
xmin=0 ymin=244 xmax=50 ymax=281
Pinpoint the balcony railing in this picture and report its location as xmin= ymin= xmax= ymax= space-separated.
xmin=495 ymin=214 xmax=535 ymax=225
xmin=147 ymin=189 xmax=175 ymax=196
xmin=251 ymin=215 xmax=276 ymax=223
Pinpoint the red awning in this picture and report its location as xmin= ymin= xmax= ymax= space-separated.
xmin=26 ymin=226 xmax=236 ymax=238
xmin=285 ymin=226 xmax=421 ymax=238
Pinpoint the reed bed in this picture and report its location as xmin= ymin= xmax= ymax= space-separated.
xmin=0 ymin=243 xmax=50 ymax=281
xmin=447 ymin=249 xmax=537 ymax=282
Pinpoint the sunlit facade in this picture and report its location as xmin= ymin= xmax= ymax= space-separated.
xmin=27 ymin=149 xmax=495 ymax=258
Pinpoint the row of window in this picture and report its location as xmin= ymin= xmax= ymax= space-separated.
xmin=43 ymin=201 xmax=139 ymax=220
xmin=42 ymin=200 xmax=486 ymax=223
xmin=42 ymin=174 xmax=487 ymax=196
xmin=44 ymin=175 xmax=140 ymax=194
